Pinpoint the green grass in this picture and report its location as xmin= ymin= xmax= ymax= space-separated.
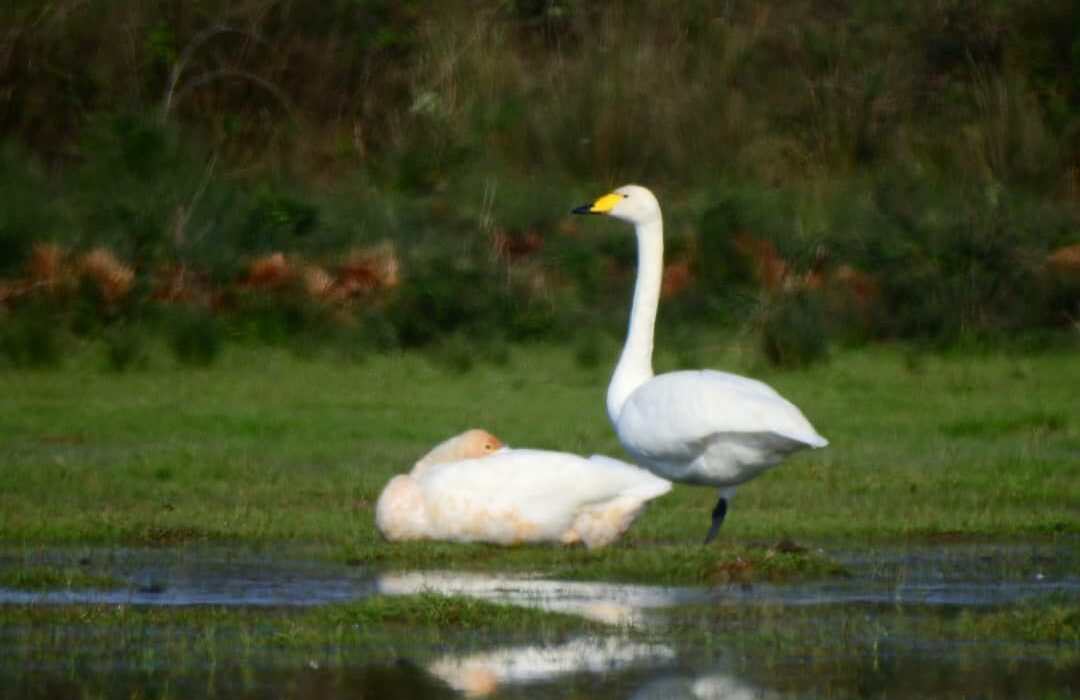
xmin=662 ymin=599 xmax=1080 ymax=679
xmin=0 ymin=594 xmax=607 ymax=696
xmin=952 ymin=603 xmax=1079 ymax=645
xmin=0 ymin=565 xmax=127 ymax=591
xmin=0 ymin=343 xmax=1076 ymax=582
xmin=0 ymin=593 xmax=602 ymax=635
xmin=3 ymin=594 xmax=1073 ymax=700
xmin=341 ymin=540 xmax=844 ymax=586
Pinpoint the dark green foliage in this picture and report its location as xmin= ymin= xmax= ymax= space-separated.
xmin=229 ymin=285 xmax=331 ymax=347
xmin=572 ymin=327 xmax=611 ymax=370
xmin=386 ymin=249 xmax=556 ymax=349
xmin=0 ymin=1 xmax=1075 ymax=363
xmin=71 ymin=115 xmax=202 ymax=262
xmin=169 ymin=307 xmax=222 ymax=367
xmin=846 ymin=175 xmax=1074 ymax=341
xmin=102 ymin=324 xmax=149 ymax=372
xmin=428 ymin=332 xmax=476 ymax=374
xmin=759 ymin=292 xmax=830 ymax=369
xmin=388 ymin=260 xmax=496 ymax=348
xmin=324 ymin=313 xmax=401 ymax=362
xmin=241 ymin=185 xmax=319 ymax=254
xmin=0 ymin=145 xmax=66 ymax=275
xmin=0 ymin=303 xmax=64 ymax=368
xmin=697 ymin=197 xmax=757 ymax=293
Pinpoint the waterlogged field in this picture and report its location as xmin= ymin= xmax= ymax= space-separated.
xmin=1 ymin=344 xmax=1077 ymax=698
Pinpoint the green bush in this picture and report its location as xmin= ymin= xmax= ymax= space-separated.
xmin=757 ymin=291 xmax=830 ymax=369
xmin=428 ymin=332 xmax=476 ymax=374
xmin=0 ymin=145 xmax=69 ymax=275
xmin=102 ymin=324 xmax=149 ymax=372
xmin=0 ymin=303 xmax=64 ymax=368
xmin=169 ymin=307 xmax=222 ymax=367
xmin=0 ymin=1 xmax=1076 ymax=362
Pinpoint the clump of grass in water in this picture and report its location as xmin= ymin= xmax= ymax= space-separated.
xmin=311 ymin=594 xmax=608 ymax=633
xmin=953 ymin=604 xmax=1079 ymax=645
xmin=0 ymin=566 xmax=128 ymax=591
xmin=0 ymin=594 xmax=607 ymax=637
xmin=342 ymin=541 xmax=845 ymax=586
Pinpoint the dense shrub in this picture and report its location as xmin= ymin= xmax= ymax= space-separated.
xmin=102 ymin=324 xmax=150 ymax=372
xmin=169 ymin=307 xmax=223 ymax=367
xmin=0 ymin=302 xmax=64 ymax=368
xmin=758 ymin=291 xmax=830 ymax=369
xmin=0 ymin=1 xmax=1075 ymax=366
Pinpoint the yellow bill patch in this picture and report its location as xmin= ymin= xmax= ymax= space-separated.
xmin=588 ymin=192 xmax=624 ymax=214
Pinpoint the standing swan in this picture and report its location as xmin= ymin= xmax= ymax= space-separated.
xmin=572 ymin=185 xmax=828 ymax=543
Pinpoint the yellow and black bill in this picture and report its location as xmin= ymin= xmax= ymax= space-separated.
xmin=571 ymin=192 xmax=625 ymax=215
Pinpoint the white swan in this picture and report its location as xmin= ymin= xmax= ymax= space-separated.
xmin=572 ymin=185 xmax=828 ymax=543
xmin=375 ymin=430 xmax=671 ymax=548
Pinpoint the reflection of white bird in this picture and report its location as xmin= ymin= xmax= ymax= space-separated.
xmin=631 ymin=671 xmax=785 ymax=700
xmin=377 ymin=570 xmax=709 ymax=626
xmin=429 ymin=637 xmax=676 ymax=697
xmin=375 ymin=430 xmax=671 ymax=548
xmin=573 ymin=186 xmax=828 ymax=543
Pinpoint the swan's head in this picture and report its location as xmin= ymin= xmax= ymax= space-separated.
xmin=456 ymin=429 xmax=505 ymax=457
xmin=411 ymin=429 xmax=504 ymax=477
xmin=572 ymin=185 xmax=660 ymax=225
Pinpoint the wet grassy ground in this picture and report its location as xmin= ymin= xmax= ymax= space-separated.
xmin=0 ymin=542 xmax=1075 ymax=698
xmin=1 ymin=344 xmax=1077 ymax=697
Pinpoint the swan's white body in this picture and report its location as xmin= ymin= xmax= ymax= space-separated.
xmin=375 ymin=431 xmax=671 ymax=549
xmin=573 ymin=186 xmax=827 ymax=540
xmin=615 ymin=369 xmax=826 ymax=486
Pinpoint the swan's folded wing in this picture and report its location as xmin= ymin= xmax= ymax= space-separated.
xmin=423 ymin=449 xmax=670 ymax=512
xmin=617 ymin=370 xmax=827 ymax=464
xmin=586 ymin=454 xmax=672 ymax=500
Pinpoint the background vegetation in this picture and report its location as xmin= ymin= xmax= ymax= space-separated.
xmin=1 ymin=0 xmax=1077 ymax=367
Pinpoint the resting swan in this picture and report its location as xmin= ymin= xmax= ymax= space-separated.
xmin=375 ymin=430 xmax=671 ymax=548
xmin=573 ymin=185 xmax=828 ymax=543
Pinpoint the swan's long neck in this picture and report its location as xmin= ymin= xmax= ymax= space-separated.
xmin=607 ymin=213 xmax=663 ymax=425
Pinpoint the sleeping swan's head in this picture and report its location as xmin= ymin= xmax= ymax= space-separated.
xmin=410 ymin=429 xmax=504 ymax=478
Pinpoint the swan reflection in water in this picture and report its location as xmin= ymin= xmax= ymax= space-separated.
xmin=630 ymin=672 xmax=786 ymax=700
xmin=378 ymin=571 xmax=779 ymax=697
xmin=428 ymin=636 xmax=675 ymax=696
xmin=428 ymin=640 xmax=780 ymax=699
xmin=376 ymin=570 xmax=711 ymax=627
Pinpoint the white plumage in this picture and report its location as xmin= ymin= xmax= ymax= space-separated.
xmin=573 ymin=185 xmax=828 ymax=542
xmin=375 ymin=430 xmax=671 ymax=548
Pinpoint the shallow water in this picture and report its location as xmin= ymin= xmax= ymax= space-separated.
xmin=1 ymin=540 xmax=1076 ymax=699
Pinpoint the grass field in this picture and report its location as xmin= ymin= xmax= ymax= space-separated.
xmin=1 ymin=342 xmax=1077 ymax=582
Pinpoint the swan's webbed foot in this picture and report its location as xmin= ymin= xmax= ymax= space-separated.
xmin=703 ymin=496 xmax=728 ymax=545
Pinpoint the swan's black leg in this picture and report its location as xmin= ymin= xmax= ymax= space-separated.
xmin=703 ymin=496 xmax=728 ymax=545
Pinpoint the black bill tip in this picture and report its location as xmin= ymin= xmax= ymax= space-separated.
xmin=571 ymin=204 xmax=596 ymax=215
